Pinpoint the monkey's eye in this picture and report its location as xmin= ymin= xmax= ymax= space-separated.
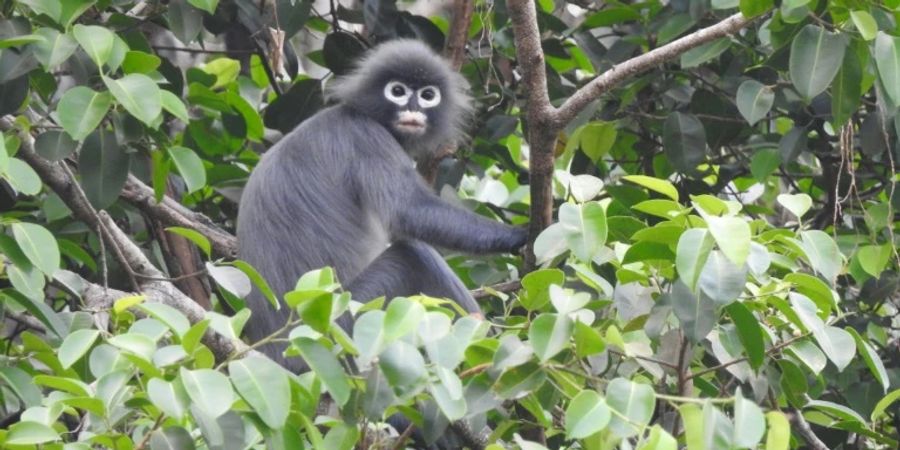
xmin=384 ymin=81 xmax=411 ymax=106
xmin=417 ymin=86 xmax=441 ymax=108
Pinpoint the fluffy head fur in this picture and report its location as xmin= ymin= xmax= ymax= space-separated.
xmin=328 ymin=39 xmax=472 ymax=157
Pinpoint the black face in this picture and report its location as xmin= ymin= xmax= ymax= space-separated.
xmin=354 ymin=68 xmax=451 ymax=145
xmin=382 ymin=79 xmax=443 ymax=137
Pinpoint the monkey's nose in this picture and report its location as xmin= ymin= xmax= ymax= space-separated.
xmin=396 ymin=110 xmax=427 ymax=133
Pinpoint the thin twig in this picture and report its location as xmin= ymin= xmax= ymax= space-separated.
xmin=789 ymin=408 xmax=829 ymax=450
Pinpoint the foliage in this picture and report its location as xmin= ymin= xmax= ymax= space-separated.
xmin=0 ymin=0 xmax=897 ymax=449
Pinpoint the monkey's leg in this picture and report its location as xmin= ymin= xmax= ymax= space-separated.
xmin=338 ymin=239 xmax=479 ymax=330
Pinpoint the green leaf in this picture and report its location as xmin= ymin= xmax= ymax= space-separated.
xmin=750 ymin=148 xmax=779 ymax=181
xmin=32 ymin=28 xmax=77 ymax=69
xmin=165 ymin=226 xmax=211 ymax=257
xmin=108 ymin=333 xmax=156 ymax=361
xmin=726 ymin=302 xmax=765 ymax=370
xmin=670 ymin=280 xmax=716 ymax=343
xmin=681 ymin=38 xmax=731 ymax=68
xmin=777 ymin=193 xmax=812 ymax=220
xmin=3 ymin=289 xmax=65 ymax=337
xmin=6 ymin=421 xmax=59 ymax=445
xmin=56 ymin=86 xmax=111 ymax=141
xmin=353 ymin=310 xmax=386 ymax=368
xmin=519 ymin=268 xmax=564 ymax=311
xmin=831 ymin=48 xmax=862 ymax=127
xmin=34 ymin=374 xmax=90 ymax=396
xmin=79 ymin=129 xmax=129 ymax=209
xmin=857 ymin=244 xmax=892 ymax=278
xmin=292 ymin=337 xmax=351 ymax=406
xmin=871 ymin=389 xmax=900 ymax=421
xmin=791 ymin=294 xmax=855 ymax=371
xmin=565 ymin=390 xmax=611 ymax=439
xmin=622 ymin=175 xmax=679 ymax=201
xmin=846 ymin=327 xmax=889 ymax=393
xmin=207 ymin=263 xmax=252 ymax=298
xmin=789 ymin=25 xmax=846 ymax=101
xmin=798 ymin=230 xmax=842 ymax=283
xmin=34 ymin=129 xmax=76 ymax=161
xmin=804 ymin=400 xmax=866 ymax=424
xmin=606 ymin=378 xmax=656 ymax=438
xmin=72 ymin=24 xmax=114 ymax=67
xmin=494 ymin=362 xmax=546 ymax=399
xmin=12 ymin=222 xmax=60 ymax=276
xmin=663 ymin=112 xmax=707 ymax=174
xmin=676 ymin=228 xmax=715 ymax=291
xmin=698 ymin=250 xmax=747 ymax=305
xmin=122 ymin=50 xmax=161 ymax=74
xmin=104 ymin=74 xmax=162 ymax=126
xmin=529 ymin=313 xmax=573 ymax=362
xmin=230 ymin=260 xmax=278 ymax=309
xmin=229 ymin=356 xmax=290 ymax=429
xmin=59 ymin=0 xmax=95 ymax=27
xmin=18 ymin=0 xmax=61 ymax=22
xmin=379 ymin=340 xmax=427 ymax=397
xmin=161 ymin=89 xmax=190 ymax=122
xmin=573 ymin=322 xmax=605 ymax=358
xmin=765 ymin=411 xmax=790 ymax=450
xmin=179 ymin=367 xmax=235 ymax=418
xmin=147 ymin=378 xmax=190 ymax=421
xmin=138 ymin=303 xmax=191 ymax=338
xmin=558 ymin=201 xmax=608 ymax=262
xmin=739 ymin=0 xmax=772 ymax=18
xmin=59 ymin=329 xmax=100 ymax=369
xmin=850 ymin=10 xmax=877 ymax=41
xmin=549 ymin=285 xmax=590 ymax=314
xmin=577 ymin=121 xmax=617 ymax=161
xmin=383 ymin=297 xmax=425 ymax=343
xmin=203 ymin=57 xmax=239 ymax=89
xmin=187 ymin=0 xmax=219 ymax=14
xmin=0 ymin=366 xmax=43 ymax=407
xmin=706 ymin=215 xmax=751 ymax=267
xmin=168 ymin=146 xmax=206 ymax=193
xmin=637 ymin=425 xmax=677 ymax=450
xmin=732 ymin=391 xmax=765 ymax=448
xmin=7 ymin=264 xmax=46 ymax=300
xmin=6 ymin=158 xmax=42 ymax=195
xmin=736 ymin=80 xmax=773 ymax=125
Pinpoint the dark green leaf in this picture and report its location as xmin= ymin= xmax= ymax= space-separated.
xmin=57 ymin=86 xmax=112 ymax=141
xmin=663 ymin=112 xmax=706 ymax=174
xmin=789 ymin=25 xmax=846 ymax=101
xmin=78 ymin=129 xmax=129 ymax=209
xmin=726 ymin=302 xmax=764 ymax=369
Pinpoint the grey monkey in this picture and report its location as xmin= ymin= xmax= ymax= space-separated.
xmin=237 ymin=39 xmax=527 ymax=373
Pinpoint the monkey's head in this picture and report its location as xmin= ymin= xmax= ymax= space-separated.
xmin=329 ymin=39 xmax=472 ymax=155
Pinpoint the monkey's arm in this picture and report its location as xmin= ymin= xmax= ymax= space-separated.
xmin=357 ymin=157 xmax=527 ymax=254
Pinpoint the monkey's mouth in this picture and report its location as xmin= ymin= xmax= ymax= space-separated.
xmin=395 ymin=111 xmax=427 ymax=135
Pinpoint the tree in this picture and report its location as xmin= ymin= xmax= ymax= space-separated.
xmin=0 ymin=0 xmax=897 ymax=448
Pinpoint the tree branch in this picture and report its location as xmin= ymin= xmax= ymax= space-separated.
xmin=789 ymin=409 xmax=829 ymax=450
xmin=120 ymin=175 xmax=238 ymax=258
xmin=554 ymin=13 xmax=753 ymax=125
xmin=507 ymin=0 xmax=559 ymax=270
xmin=0 ymin=116 xmax=246 ymax=361
xmin=443 ymin=0 xmax=475 ymax=71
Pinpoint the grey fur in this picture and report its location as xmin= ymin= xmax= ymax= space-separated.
xmin=237 ymin=40 xmax=526 ymax=372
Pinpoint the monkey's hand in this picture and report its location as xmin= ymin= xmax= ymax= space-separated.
xmin=506 ymin=226 xmax=529 ymax=253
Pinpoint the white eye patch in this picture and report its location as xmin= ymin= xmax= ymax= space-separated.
xmin=417 ymin=86 xmax=441 ymax=108
xmin=384 ymin=80 xmax=412 ymax=106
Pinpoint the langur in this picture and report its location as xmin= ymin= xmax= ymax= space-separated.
xmin=237 ymin=39 xmax=526 ymax=372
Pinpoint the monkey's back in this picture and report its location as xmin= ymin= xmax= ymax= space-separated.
xmin=237 ymin=105 xmax=401 ymax=368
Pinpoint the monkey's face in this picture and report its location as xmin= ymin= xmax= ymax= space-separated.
xmin=381 ymin=79 xmax=443 ymax=139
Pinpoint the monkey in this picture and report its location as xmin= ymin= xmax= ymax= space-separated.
xmin=236 ymin=39 xmax=527 ymax=373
